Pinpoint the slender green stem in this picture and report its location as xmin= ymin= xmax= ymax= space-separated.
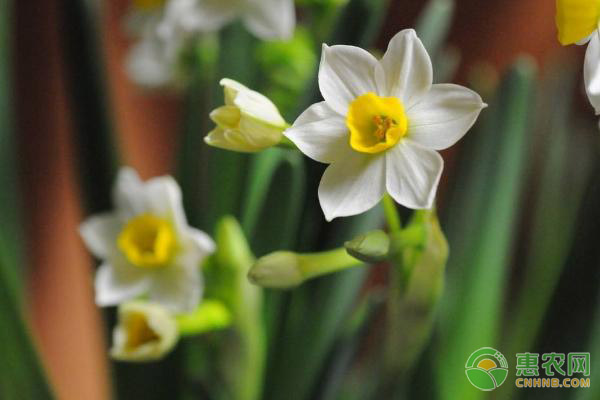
xmin=382 ymin=193 xmax=402 ymax=233
xmin=300 ymin=248 xmax=363 ymax=281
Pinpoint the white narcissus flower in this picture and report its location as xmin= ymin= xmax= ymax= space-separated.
xmin=556 ymin=0 xmax=600 ymax=114
xmin=285 ymin=29 xmax=486 ymax=221
xmin=80 ymin=167 xmax=215 ymax=313
xmin=111 ymin=301 xmax=179 ymax=362
xmin=124 ymin=0 xmax=187 ymax=89
xmin=158 ymin=0 xmax=296 ymax=41
xmin=205 ymin=78 xmax=288 ymax=152
xmin=126 ymin=27 xmax=184 ymax=89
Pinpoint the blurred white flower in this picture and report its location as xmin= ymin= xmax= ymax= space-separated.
xmin=285 ymin=29 xmax=486 ymax=221
xmin=159 ymin=0 xmax=296 ymax=41
xmin=80 ymin=167 xmax=215 ymax=313
xmin=556 ymin=0 xmax=600 ymax=114
xmin=126 ymin=26 xmax=185 ymax=88
xmin=111 ymin=301 xmax=179 ymax=362
xmin=125 ymin=0 xmax=295 ymax=87
xmin=205 ymin=78 xmax=287 ymax=152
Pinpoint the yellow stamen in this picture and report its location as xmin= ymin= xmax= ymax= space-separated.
xmin=347 ymin=92 xmax=408 ymax=154
xmin=556 ymin=0 xmax=600 ymax=45
xmin=124 ymin=311 xmax=160 ymax=351
xmin=118 ymin=214 xmax=176 ymax=268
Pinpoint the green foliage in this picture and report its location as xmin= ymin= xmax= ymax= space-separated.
xmin=437 ymin=58 xmax=537 ymax=400
xmin=256 ymin=29 xmax=317 ymax=118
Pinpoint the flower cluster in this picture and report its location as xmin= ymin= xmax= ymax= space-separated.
xmin=83 ymin=26 xmax=486 ymax=363
xmin=205 ymin=29 xmax=486 ymax=221
xmin=80 ymin=167 xmax=215 ymax=360
xmin=125 ymin=0 xmax=296 ymax=88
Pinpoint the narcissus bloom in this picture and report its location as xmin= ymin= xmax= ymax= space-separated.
xmin=159 ymin=0 xmax=296 ymax=41
xmin=556 ymin=0 xmax=600 ymax=113
xmin=111 ymin=301 xmax=179 ymax=362
xmin=205 ymin=78 xmax=288 ymax=152
xmin=285 ymin=29 xmax=486 ymax=221
xmin=124 ymin=0 xmax=186 ymax=88
xmin=80 ymin=167 xmax=215 ymax=313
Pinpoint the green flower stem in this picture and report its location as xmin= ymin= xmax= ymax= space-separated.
xmin=299 ymin=248 xmax=363 ymax=281
xmin=382 ymin=193 xmax=402 ymax=233
xmin=176 ymin=300 xmax=232 ymax=337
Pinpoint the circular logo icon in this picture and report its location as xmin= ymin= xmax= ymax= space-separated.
xmin=465 ymin=347 xmax=509 ymax=391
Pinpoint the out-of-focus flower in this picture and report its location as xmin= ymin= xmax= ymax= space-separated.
xmin=80 ymin=167 xmax=215 ymax=313
xmin=556 ymin=0 xmax=600 ymax=114
xmin=124 ymin=0 xmax=189 ymax=89
xmin=205 ymin=78 xmax=288 ymax=152
xmin=111 ymin=301 xmax=179 ymax=362
xmin=126 ymin=27 xmax=186 ymax=88
xmin=125 ymin=0 xmax=295 ymax=88
xmin=159 ymin=0 xmax=296 ymax=42
xmin=285 ymin=29 xmax=486 ymax=221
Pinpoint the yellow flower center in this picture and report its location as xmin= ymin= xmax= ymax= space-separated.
xmin=133 ymin=0 xmax=166 ymax=11
xmin=556 ymin=0 xmax=600 ymax=45
xmin=118 ymin=214 xmax=177 ymax=268
xmin=124 ymin=311 xmax=160 ymax=351
xmin=346 ymin=92 xmax=408 ymax=154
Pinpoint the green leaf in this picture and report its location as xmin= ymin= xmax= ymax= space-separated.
xmin=436 ymin=58 xmax=537 ymax=400
xmin=415 ymin=0 xmax=455 ymax=59
xmin=241 ymin=148 xmax=306 ymax=256
xmin=500 ymin=60 xmax=594 ymax=399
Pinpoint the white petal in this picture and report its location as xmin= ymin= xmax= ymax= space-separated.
xmin=95 ymin=263 xmax=151 ymax=307
xmin=243 ymin=0 xmax=295 ymax=40
xmin=144 ymin=175 xmax=189 ymax=235
xmin=376 ymin=29 xmax=433 ymax=107
xmin=220 ymin=78 xmax=286 ymax=127
xmin=385 ymin=140 xmax=443 ymax=209
xmin=126 ymin=36 xmax=176 ymax=88
xmin=149 ymin=262 xmax=202 ymax=313
xmin=113 ymin=167 xmax=146 ymax=218
xmin=585 ymin=30 xmax=600 ymax=115
xmin=160 ymin=0 xmax=236 ymax=35
xmin=285 ymin=101 xmax=351 ymax=163
xmin=318 ymin=152 xmax=386 ymax=221
xmin=318 ymin=44 xmax=379 ymax=115
xmin=187 ymin=228 xmax=216 ymax=256
xmin=79 ymin=213 xmax=121 ymax=259
xmin=407 ymin=84 xmax=486 ymax=150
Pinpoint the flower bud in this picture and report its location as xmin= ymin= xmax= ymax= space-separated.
xmin=205 ymin=79 xmax=288 ymax=153
xmin=344 ymin=229 xmax=390 ymax=263
xmin=110 ymin=301 xmax=179 ymax=362
xmin=247 ymin=251 xmax=304 ymax=289
xmin=248 ymin=248 xmax=362 ymax=289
